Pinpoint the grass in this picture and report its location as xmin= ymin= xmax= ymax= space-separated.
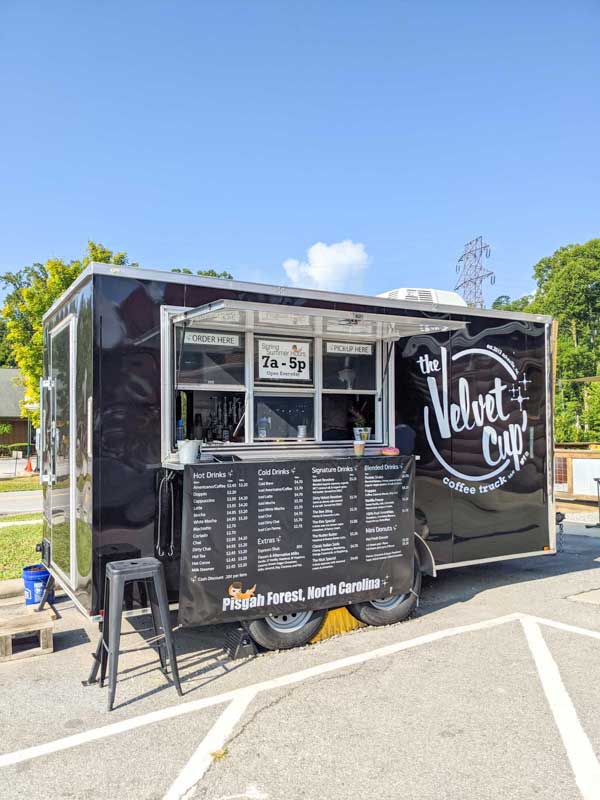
xmin=0 ymin=476 xmax=40 ymax=492
xmin=0 ymin=521 xmax=43 ymax=580
xmin=0 ymin=512 xmax=42 ymax=523
xmin=0 ymin=515 xmax=92 ymax=581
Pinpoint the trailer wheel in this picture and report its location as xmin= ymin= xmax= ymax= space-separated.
xmin=346 ymin=555 xmax=421 ymax=627
xmin=247 ymin=609 xmax=327 ymax=650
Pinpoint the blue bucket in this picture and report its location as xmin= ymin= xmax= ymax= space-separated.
xmin=22 ymin=564 xmax=54 ymax=606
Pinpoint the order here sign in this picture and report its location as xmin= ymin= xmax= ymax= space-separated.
xmin=184 ymin=331 xmax=241 ymax=347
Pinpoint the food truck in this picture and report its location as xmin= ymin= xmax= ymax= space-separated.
xmin=38 ymin=263 xmax=555 ymax=650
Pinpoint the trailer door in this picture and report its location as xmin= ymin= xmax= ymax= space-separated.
xmin=49 ymin=316 xmax=76 ymax=587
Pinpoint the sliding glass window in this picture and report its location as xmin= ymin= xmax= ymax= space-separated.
xmin=321 ymin=341 xmax=379 ymax=441
xmin=169 ymin=322 xmax=384 ymax=450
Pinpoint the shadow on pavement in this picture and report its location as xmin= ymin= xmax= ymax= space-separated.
xmin=419 ymin=533 xmax=600 ymax=613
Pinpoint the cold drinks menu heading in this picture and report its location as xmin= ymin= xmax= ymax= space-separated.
xmin=178 ymin=456 xmax=415 ymax=627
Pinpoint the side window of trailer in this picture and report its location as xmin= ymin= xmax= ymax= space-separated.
xmin=163 ymin=308 xmax=388 ymax=458
xmin=321 ymin=341 xmax=378 ymax=442
xmin=176 ymin=329 xmax=245 ymax=386
xmin=174 ymin=328 xmax=248 ymax=446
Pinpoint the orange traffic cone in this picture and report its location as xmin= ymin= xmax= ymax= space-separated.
xmin=24 ymin=457 xmax=33 ymax=473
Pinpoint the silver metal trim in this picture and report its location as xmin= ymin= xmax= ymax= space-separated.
xmin=320 ymin=388 xmax=378 ymax=394
xmin=47 ymin=566 xmax=94 ymax=618
xmin=48 ymin=314 xmax=77 ymax=589
xmin=43 ymin=262 xmax=553 ymax=324
xmin=414 ymin=532 xmax=436 ymax=577
xmin=160 ymin=305 xmax=187 ymax=462
xmin=43 ymin=270 xmax=94 ymax=323
xmin=314 ymin=337 xmax=323 ymax=441
xmin=386 ymin=342 xmax=395 ymax=447
xmin=245 ymin=330 xmax=254 ymax=443
xmin=171 ymin=297 xmax=467 ymax=338
xmin=253 ymin=386 xmax=315 ymax=396
xmin=177 ymin=383 xmax=246 ymax=392
xmin=437 ymin=549 xmax=555 ymax=570
xmin=87 ymin=396 xmax=93 ymax=459
xmin=39 ymin=376 xmax=46 ymax=486
xmin=48 ymin=314 xmax=74 ymax=337
xmin=162 ymin=441 xmax=395 ymax=469
xmin=163 ymin=304 xmax=391 ymax=455
xmin=69 ymin=317 xmax=77 ymax=586
xmin=545 ymin=323 xmax=556 ymax=551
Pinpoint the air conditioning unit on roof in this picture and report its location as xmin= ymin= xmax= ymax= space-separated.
xmin=377 ymin=287 xmax=467 ymax=307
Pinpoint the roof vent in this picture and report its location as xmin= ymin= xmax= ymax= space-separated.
xmin=377 ymin=287 xmax=467 ymax=307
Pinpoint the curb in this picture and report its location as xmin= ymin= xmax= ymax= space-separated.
xmin=0 ymin=578 xmax=22 ymax=599
xmin=564 ymin=528 xmax=600 ymax=540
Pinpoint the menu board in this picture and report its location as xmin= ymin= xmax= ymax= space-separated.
xmin=178 ymin=456 xmax=414 ymax=627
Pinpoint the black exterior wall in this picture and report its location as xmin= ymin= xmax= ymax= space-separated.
xmin=42 ymin=270 xmax=552 ymax=615
xmin=395 ymin=316 xmax=550 ymax=566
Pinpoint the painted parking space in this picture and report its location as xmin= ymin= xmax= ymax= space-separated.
xmin=2 ymin=536 xmax=600 ymax=800
xmin=2 ymin=613 xmax=600 ymax=800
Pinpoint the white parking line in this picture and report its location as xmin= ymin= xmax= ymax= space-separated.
xmin=522 ymin=618 xmax=600 ymax=800
xmin=0 ymin=612 xmax=521 ymax=768
xmin=0 ymin=690 xmax=239 ymax=769
xmin=164 ymin=689 xmax=257 ymax=800
xmin=2 ymin=610 xmax=600 ymax=800
xmin=525 ymin=615 xmax=600 ymax=641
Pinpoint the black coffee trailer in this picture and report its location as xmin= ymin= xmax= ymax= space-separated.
xmin=39 ymin=263 xmax=555 ymax=650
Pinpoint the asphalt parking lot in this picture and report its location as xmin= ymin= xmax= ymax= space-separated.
xmin=2 ymin=533 xmax=600 ymax=800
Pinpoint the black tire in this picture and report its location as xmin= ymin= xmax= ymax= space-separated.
xmin=346 ymin=555 xmax=421 ymax=627
xmin=247 ymin=608 xmax=327 ymax=650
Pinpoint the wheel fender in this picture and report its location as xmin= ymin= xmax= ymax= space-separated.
xmin=414 ymin=532 xmax=436 ymax=577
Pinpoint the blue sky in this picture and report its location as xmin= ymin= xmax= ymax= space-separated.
xmin=1 ymin=1 xmax=599 ymax=304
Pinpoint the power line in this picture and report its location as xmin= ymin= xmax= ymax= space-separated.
xmin=455 ymin=236 xmax=495 ymax=307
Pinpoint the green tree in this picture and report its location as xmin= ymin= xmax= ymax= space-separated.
xmin=171 ymin=267 xmax=234 ymax=279
xmin=1 ymin=241 xmax=133 ymax=423
xmin=494 ymin=239 xmax=600 ymax=442
xmin=582 ymin=382 xmax=600 ymax=439
xmin=491 ymin=294 xmax=532 ymax=312
xmin=0 ymin=318 xmax=16 ymax=366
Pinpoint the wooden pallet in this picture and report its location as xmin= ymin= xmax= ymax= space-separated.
xmin=0 ymin=610 xmax=54 ymax=662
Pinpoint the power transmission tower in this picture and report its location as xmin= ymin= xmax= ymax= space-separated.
xmin=454 ymin=236 xmax=495 ymax=307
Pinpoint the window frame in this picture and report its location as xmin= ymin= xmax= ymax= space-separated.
xmin=174 ymin=326 xmax=247 ymax=390
xmin=253 ymin=390 xmax=316 ymax=442
xmin=161 ymin=305 xmax=391 ymax=462
xmin=321 ymin=339 xmax=378 ymax=393
xmin=254 ymin=334 xmax=315 ymax=388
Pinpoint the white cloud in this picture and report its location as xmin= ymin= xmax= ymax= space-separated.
xmin=283 ymin=240 xmax=369 ymax=292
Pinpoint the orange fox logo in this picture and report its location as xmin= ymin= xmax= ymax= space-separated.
xmin=227 ymin=581 xmax=257 ymax=601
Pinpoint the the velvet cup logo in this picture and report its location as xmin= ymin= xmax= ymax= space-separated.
xmin=418 ymin=345 xmax=531 ymax=494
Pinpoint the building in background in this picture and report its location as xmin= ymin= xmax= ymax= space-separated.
xmin=0 ymin=368 xmax=27 ymax=447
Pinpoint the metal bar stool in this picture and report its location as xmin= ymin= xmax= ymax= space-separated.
xmin=99 ymin=557 xmax=183 ymax=711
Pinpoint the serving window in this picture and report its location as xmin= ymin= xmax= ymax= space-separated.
xmin=254 ymin=394 xmax=314 ymax=440
xmin=322 ymin=341 xmax=375 ymax=391
xmin=174 ymin=328 xmax=248 ymax=445
xmin=162 ymin=299 xmax=466 ymax=461
xmin=322 ymin=393 xmax=376 ymax=442
xmin=176 ymin=329 xmax=245 ymax=386
xmin=169 ymin=326 xmax=383 ymax=451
